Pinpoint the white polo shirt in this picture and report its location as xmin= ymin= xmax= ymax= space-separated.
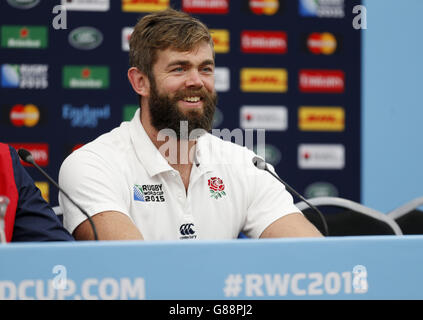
xmin=59 ymin=109 xmax=300 ymax=240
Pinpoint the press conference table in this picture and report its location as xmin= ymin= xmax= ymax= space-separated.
xmin=1 ymin=235 xmax=422 ymax=300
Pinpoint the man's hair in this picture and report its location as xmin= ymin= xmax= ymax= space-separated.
xmin=129 ymin=8 xmax=214 ymax=80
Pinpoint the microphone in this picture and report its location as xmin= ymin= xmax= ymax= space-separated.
xmin=252 ymin=156 xmax=329 ymax=236
xmin=18 ymin=148 xmax=99 ymax=241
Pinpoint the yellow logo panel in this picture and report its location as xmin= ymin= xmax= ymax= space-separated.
xmin=122 ymin=0 xmax=169 ymax=12
xmin=35 ymin=181 xmax=49 ymax=203
xmin=241 ymin=68 xmax=287 ymax=92
xmin=210 ymin=29 xmax=230 ymax=53
xmin=299 ymin=107 xmax=345 ymax=131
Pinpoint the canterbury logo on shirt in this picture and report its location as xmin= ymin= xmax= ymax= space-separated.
xmin=134 ymin=184 xmax=165 ymax=202
xmin=179 ymin=223 xmax=196 ymax=240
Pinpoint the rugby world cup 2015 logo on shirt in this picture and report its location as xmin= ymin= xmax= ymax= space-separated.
xmin=134 ymin=184 xmax=165 ymax=202
xmin=208 ymin=177 xmax=226 ymax=199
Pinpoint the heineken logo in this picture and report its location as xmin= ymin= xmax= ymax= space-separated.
xmin=7 ymin=0 xmax=40 ymax=9
xmin=123 ymin=105 xmax=138 ymax=121
xmin=1 ymin=25 xmax=47 ymax=49
xmin=208 ymin=177 xmax=226 ymax=199
xmin=68 ymin=27 xmax=103 ymax=50
xmin=63 ymin=65 xmax=109 ymax=89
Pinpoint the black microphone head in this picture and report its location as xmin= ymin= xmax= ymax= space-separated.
xmin=17 ymin=148 xmax=34 ymax=164
xmin=252 ymin=156 xmax=267 ymax=170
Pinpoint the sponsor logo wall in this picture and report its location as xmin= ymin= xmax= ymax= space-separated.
xmin=0 ymin=0 xmax=361 ymax=205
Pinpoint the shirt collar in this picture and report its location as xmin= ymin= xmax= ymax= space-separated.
xmin=129 ymin=109 xmax=214 ymax=177
xmin=194 ymin=133 xmax=214 ymax=174
xmin=129 ymin=109 xmax=173 ymax=177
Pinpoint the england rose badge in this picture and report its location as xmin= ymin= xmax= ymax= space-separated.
xmin=208 ymin=177 xmax=226 ymax=199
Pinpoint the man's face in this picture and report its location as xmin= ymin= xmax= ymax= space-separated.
xmin=147 ymin=42 xmax=217 ymax=139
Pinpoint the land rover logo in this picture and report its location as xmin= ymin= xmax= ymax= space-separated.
xmin=68 ymin=27 xmax=103 ymax=50
xmin=304 ymin=182 xmax=339 ymax=198
xmin=254 ymin=144 xmax=281 ymax=166
xmin=212 ymin=107 xmax=223 ymax=128
xmin=7 ymin=0 xmax=40 ymax=9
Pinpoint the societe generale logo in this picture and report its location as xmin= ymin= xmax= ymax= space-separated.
xmin=241 ymin=31 xmax=287 ymax=54
xmin=121 ymin=27 xmax=133 ymax=51
xmin=240 ymin=105 xmax=288 ymax=131
xmin=241 ymin=68 xmax=288 ymax=92
xmin=298 ymin=144 xmax=345 ymax=169
xmin=299 ymin=69 xmax=345 ymax=93
xmin=182 ymin=0 xmax=229 ymax=14
xmin=61 ymin=0 xmax=110 ymax=11
xmin=298 ymin=106 xmax=345 ymax=131
xmin=214 ymin=67 xmax=230 ymax=92
xmin=9 ymin=143 xmax=49 ymax=167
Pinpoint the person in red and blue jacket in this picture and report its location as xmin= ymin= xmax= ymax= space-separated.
xmin=0 ymin=143 xmax=74 ymax=242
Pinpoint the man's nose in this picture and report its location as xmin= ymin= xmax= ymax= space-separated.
xmin=185 ymin=69 xmax=204 ymax=88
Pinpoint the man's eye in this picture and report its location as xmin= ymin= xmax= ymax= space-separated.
xmin=171 ymin=67 xmax=184 ymax=72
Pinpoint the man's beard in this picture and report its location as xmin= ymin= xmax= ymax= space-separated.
xmin=147 ymin=79 xmax=217 ymax=140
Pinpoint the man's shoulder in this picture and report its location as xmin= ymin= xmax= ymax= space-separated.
xmin=201 ymin=133 xmax=256 ymax=167
xmin=63 ymin=122 xmax=132 ymax=167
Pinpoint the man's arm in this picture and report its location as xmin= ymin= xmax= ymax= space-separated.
xmin=260 ymin=212 xmax=323 ymax=238
xmin=9 ymin=146 xmax=74 ymax=242
xmin=73 ymin=210 xmax=143 ymax=240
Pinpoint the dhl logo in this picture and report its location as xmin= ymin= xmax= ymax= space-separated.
xmin=35 ymin=181 xmax=49 ymax=203
xmin=210 ymin=29 xmax=229 ymax=53
xmin=122 ymin=0 xmax=169 ymax=12
xmin=299 ymin=107 xmax=345 ymax=131
xmin=241 ymin=68 xmax=287 ymax=92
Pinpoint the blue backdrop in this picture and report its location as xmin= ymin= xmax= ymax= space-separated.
xmin=362 ymin=0 xmax=423 ymax=212
xmin=0 ymin=0 xmax=362 ymax=208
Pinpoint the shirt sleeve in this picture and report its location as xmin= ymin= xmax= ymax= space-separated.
xmin=243 ymin=154 xmax=301 ymax=239
xmin=58 ymin=148 xmax=129 ymax=235
xmin=10 ymin=146 xmax=74 ymax=242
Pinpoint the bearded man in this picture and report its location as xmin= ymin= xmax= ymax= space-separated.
xmin=58 ymin=9 xmax=322 ymax=241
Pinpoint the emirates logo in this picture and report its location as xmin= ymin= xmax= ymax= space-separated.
xmin=208 ymin=177 xmax=226 ymax=199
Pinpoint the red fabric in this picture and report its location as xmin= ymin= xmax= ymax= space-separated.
xmin=0 ymin=143 xmax=18 ymax=242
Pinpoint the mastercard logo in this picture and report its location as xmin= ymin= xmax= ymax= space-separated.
xmin=307 ymin=32 xmax=337 ymax=55
xmin=9 ymin=104 xmax=40 ymax=127
xmin=249 ymin=0 xmax=280 ymax=15
xmin=210 ymin=29 xmax=230 ymax=53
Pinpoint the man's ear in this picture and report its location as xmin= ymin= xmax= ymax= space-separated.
xmin=127 ymin=67 xmax=150 ymax=96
